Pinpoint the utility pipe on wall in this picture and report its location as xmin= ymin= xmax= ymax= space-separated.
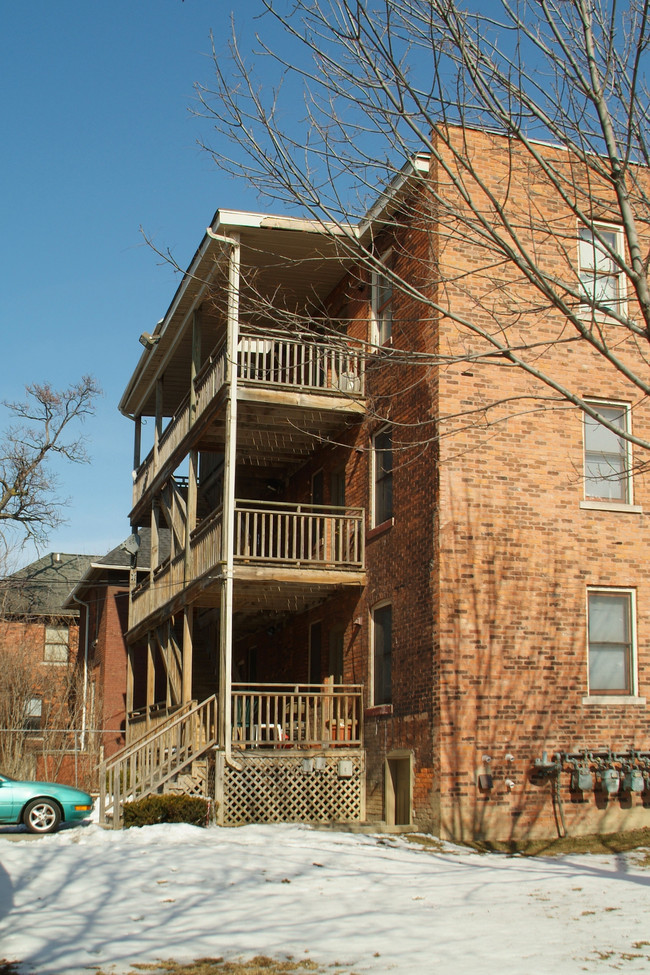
xmin=72 ymin=594 xmax=91 ymax=750
xmin=207 ymin=227 xmax=240 ymax=766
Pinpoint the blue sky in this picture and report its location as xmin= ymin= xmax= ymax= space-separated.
xmin=1 ymin=1 xmax=283 ymax=568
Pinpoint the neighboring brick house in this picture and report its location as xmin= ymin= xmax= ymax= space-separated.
xmin=0 ymin=552 xmax=95 ymax=781
xmin=64 ymin=528 xmax=167 ymax=763
xmin=105 ymin=126 xmax=650 ymax=841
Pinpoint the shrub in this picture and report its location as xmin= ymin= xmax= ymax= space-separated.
xmin=122 ymin=793 xmax=213 ymax=828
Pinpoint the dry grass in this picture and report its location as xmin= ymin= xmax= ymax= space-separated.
xmin=90 ymin=958 xmax=360 ymax=975
xmin=405 ymin=826 xmax=650 ymax=858
xmin=1 ymin=958 xmax=362 ymax=975
xmin=128 ymin=960 xmax=322 ymax=975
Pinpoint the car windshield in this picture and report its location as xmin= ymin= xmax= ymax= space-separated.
xmin=0 ymin=774 xmax=16 ymax=782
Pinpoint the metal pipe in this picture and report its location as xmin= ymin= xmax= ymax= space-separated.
xmin=215 ymin=230 xmax=240 ymax=767
xmin=71 ymin=594 xmax=91 ymax=750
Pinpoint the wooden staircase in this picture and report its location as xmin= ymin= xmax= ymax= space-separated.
xmin=99 ymin=696 xmax=217 ymax=828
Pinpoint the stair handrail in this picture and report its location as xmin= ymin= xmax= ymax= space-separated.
xmin=100 ymin=695 xmax=217 ymax=828
xmin=106 ymin=700 xmax=197 ymax=770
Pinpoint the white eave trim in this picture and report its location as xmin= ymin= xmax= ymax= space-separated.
xmin=358 ymin=154 xmax=430 ymax=238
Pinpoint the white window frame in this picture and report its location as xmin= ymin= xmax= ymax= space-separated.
xmin=371 ymin=427 xmax=393 ymax=528
xmin=586 ymin=587 xmax=637 ymax=697
xmin=24 ymin=696 xmax=42 ymax=732
xmin=371 ymin=250 xmax=393 ymax=347
xmin=371 ymin=600 xmax=392 ymax=706
xmin=582 ymin=399 xmax=632 ymax=505
xmin=578 ymin=223 xmax=626 ymax=318
xmin=44 ymin=624 xmax=70 ymax=664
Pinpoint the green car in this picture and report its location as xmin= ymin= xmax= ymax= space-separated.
xmin=0 ymin=772 xmax=94 ymax=834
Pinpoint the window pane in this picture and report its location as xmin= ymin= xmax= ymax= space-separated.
xmin=579 ymin=227 xmax=617 ymax=273
xmin=588 ymin=592 xmax=632 ymax=693
xmin=589 ymin=646 xmax=628 ymax=691
xmin=584 ymin=407 xmax=628 ymax=501
xmin=24 ymin=697 xmax=42 ymax=732
xmin=374 ymin=431 xmax=393 ymax=524
xmin=584 ymin=456 xmax=626 ymax=500
xmin=26 ymin=697 xmax=42 ymax=717
xmin=579 ymin=227 xmax=621 ymax=310
xmin=374 ymin=265 xmax=393 ymax=345
xmin=45 ymin=624 xmax=70 ymax=663
xmin=589 ymin=593 xmax=629 ymax=643
xmin=373 ymin=604 xmax=392 ymax=705
xmin=45 ymin=625 xmax=69 ymax=644
xmin=377 ymin=274 xmax=392 ymax=308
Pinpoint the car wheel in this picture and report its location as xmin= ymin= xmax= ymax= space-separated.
xmin=23 ymin=799 xmax=61 ymax=834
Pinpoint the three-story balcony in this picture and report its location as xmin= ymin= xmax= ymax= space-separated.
xmin=132 ymin=332 xmax=366 ymax=514
xmin=130 ymin=500 xmax=365 ymax=632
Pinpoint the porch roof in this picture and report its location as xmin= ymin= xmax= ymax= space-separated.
xmin=118 ymin=211 xmax=359 ymax=422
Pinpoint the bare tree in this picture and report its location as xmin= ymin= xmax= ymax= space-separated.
xmin=0 ymin=377 xmax=100 ymax=547
xmin=0 ymin=628 xmax=95 ymax=784
xmin=193 ymin=0 xmax=650 ymax=454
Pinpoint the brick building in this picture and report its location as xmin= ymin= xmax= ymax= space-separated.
xmin=64 ymin=528 xmax=167 ymax=763
xmin=0 ymin=552 xmax=95 ymax=782
xmin=104 ymin=127 xmax=650 ymax=841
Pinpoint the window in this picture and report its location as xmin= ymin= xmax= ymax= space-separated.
xmin=24 ymin=697 xmax=42 ymax=732
xmin=372 ymin=603 xmax=392 ymax=705
xmin=44 ymin=624 xmax=69 ymax=663
xmin=579 ymin=225 xmax=624 ymax=315
xmin=372 ymin=429 xmax=393 ymax=526
xmin=372 ymin=253 xmax=393 ymax=346
xmin=329 ymin=626 xmax=345 ymax=684
xmin=309 ymin=621 xmax=322 ymax=684
xmin=584 ymin=403 xmax=630 ymax=503
xmin=588 ymin=589 xmax=635 ymax=694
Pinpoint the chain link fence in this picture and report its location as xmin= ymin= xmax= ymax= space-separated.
xmin=0 ymin=728 xmax=125 ymax=792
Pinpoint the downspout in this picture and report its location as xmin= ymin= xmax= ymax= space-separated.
xmin=207 ymin=227 xmax=240 ymax=768
xmin=72 ymin=594 xmax=91 ymax=751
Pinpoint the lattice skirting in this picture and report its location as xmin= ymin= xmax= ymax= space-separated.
xmin=218 ymin=749 xmax=365 ymax=825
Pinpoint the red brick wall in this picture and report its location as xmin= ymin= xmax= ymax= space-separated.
xmin=432 ymin=128 xmax=650 ymax=840
xmin=78 ymin=582 xmax=129 ymax=759
xmin=0 ymin=617 xmax=80 ymax=724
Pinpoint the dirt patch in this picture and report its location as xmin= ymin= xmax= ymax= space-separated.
xmin=90 ymin=958 xmax=359 ymax=975
xmin=419 ymin=826 xmax=650 ymax=858
xmin=0 ymin=962 xmax=22 ymax=975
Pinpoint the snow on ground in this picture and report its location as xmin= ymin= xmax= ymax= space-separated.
xmin=1 ymin=822 xmax=650 ymax=974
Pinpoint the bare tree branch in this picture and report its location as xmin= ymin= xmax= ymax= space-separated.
xmin=189 ymin=0 xmax=650 ymax=454
xmin=0 ymin=377 xmax=101 ymax=546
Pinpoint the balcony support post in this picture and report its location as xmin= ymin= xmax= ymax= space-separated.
xmin=190 ymin=308 xmax=201 ymax=422
xmin=185 ymin=308 xmax=201 ymax=584
xmin=150 ymin=502 xmax=160 ymax=584
xmin=215 ymin=230 xmax=240 ymax=757
xmin=126 ymin=643 xmax=134 ymax=736
xmin=146 ymin=633 xmax=155 ymax=730
xmin=154 ymin=377 xmax=163 ymax=477
xmin=185 ymin=449 xmax=198 ymax=583
xmin=182 ymin=605 xmax=194 ymax=705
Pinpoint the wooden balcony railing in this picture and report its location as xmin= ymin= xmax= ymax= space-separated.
xmin=130 ymin=551 xmax=185 ymax=627
xmin=235 ymin=500 xmax=364 ymax=566
xmin=132 ymin=333 xmax=364 ymax=509
xmin=237 ymin=332 xmax=364 ymax=395
xmin=231 ymin=682 xmax=363 ymax=748
xmin=129 ymin=501 xmax=364 ymax=631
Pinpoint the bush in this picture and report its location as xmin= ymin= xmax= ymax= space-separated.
xmin=122 ymin=793 xmax=213 ymax=828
